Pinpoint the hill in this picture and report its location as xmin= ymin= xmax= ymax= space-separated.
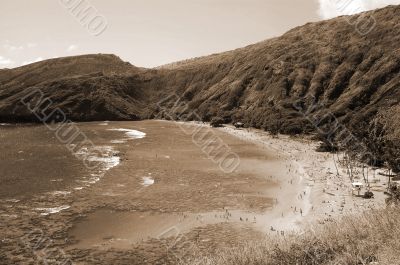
xmin=148 ymin=5 xmax=400 ymax=170
xmin=0 ymin=5 xmax=399 ymax=170
xmin=0 ymin=54 xmax=146 ymax=121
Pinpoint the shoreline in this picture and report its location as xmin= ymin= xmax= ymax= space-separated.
xmin=0 ymin=120 xmax=391 ymax=264
xmin=219 ymin=125 xmax=388 ymax=231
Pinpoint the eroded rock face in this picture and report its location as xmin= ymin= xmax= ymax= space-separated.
xmin=0 ymin=5 xmax=399 ymax=167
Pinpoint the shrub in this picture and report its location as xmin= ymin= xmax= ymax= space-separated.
xmin=210 ymin=117 xmax=224 ymax=127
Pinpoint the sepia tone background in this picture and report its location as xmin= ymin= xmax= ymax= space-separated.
xmin=1 ymin=0 xmax=399 ymax=68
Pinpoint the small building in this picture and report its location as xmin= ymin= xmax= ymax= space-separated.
xmin=352 ymin=181 xmax=364 ymax=196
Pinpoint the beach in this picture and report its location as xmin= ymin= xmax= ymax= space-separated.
xmin=220 ymin=125 xmax=388 ymax=231
xmin=0 ymin=120 xmax=388 ymax=264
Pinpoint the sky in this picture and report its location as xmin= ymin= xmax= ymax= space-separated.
xmin=1 ymin=0 xmax=399 ymax=69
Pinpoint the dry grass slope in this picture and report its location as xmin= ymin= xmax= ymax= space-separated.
xmin=182 ymin=207 xmax=400 ymax=265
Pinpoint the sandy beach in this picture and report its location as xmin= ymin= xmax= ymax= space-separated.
xmin=220 ymin=125 xmax=388 ymax=232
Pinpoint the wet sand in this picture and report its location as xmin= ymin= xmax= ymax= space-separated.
xmin=0 ymin=120 xmax=388 ymax=264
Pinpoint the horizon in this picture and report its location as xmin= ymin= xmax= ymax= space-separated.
xmin=1 ymin=0 xmax=399 ymax=69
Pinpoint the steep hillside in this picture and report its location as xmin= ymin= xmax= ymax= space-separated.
xmin=147 ymin=5 xmax=400 ymax=169
xmin=152 ymin=5 xmax=400 ymax=127
xmin=0 ymin=54 xmax=146 ymax=122
xmin=0 ymin=5 xmax=399 ymax=170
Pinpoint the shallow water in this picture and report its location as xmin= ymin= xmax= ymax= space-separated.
xmin=0 ymin=122 xmax=146 ymax=200
xmin=69 ymin=209 xmax=183 ymax=248
xmin=2 ymin=120 xmax=300 ymax=265
xmin=0 ymin=125 xmax=85 ymax=199
xmin=68 ymin=208 xmax=269 ymax=249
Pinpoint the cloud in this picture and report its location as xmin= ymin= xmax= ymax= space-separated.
xmin=317 ymin=0 xmax=400 ymax=19
xmin=27 ymin=43 xmax=38 ymax=48
xmin=2 ymin=43 xmax=24 ymax=52
xmin=0 ymin=56 xmax=14 ymax=66
xmin=22 ymin=57 xmax=43 ymax=66
xmin=2 ymin=42 xmax=37 ymax=51
xmin=67 ymin=44 xmax=78 ymax=52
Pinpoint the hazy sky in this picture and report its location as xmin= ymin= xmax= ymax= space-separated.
xmin=1 ymin=0 xmax=399 ymax=68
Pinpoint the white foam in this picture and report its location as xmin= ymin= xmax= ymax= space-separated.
xmin=108 ymin=128 xmax=146 ymax=140
xmin=142 ymin=177 xmax=155 ymax=187
xmin=0 ymin=123 xmax=10 ymax=126
xmin=36 ymin=205 xmax=71 ymax=216
xmin=50 ymin=179 xmax=63 ymax=182
xmin=49 ymin=191 xmax=71 ymax=196
xmin=110 ymin=140 xmax=127 ymax=144
xmin=99 ymin=121 xmax=109 ymax=126
xmin=71 ymin=145 xmax=120 ymax=191
xmin=77 ymin=146 xmax=121 ymax=171
xmin=88 ymin=155 xmax=120 ymax=171
xmin=5 ymin=199 xmax=20 ymax=203
xmin=74 ymin=147 xmax=89 ymax=157
xmin=87 ymin=175 xmax=101 ymax=184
